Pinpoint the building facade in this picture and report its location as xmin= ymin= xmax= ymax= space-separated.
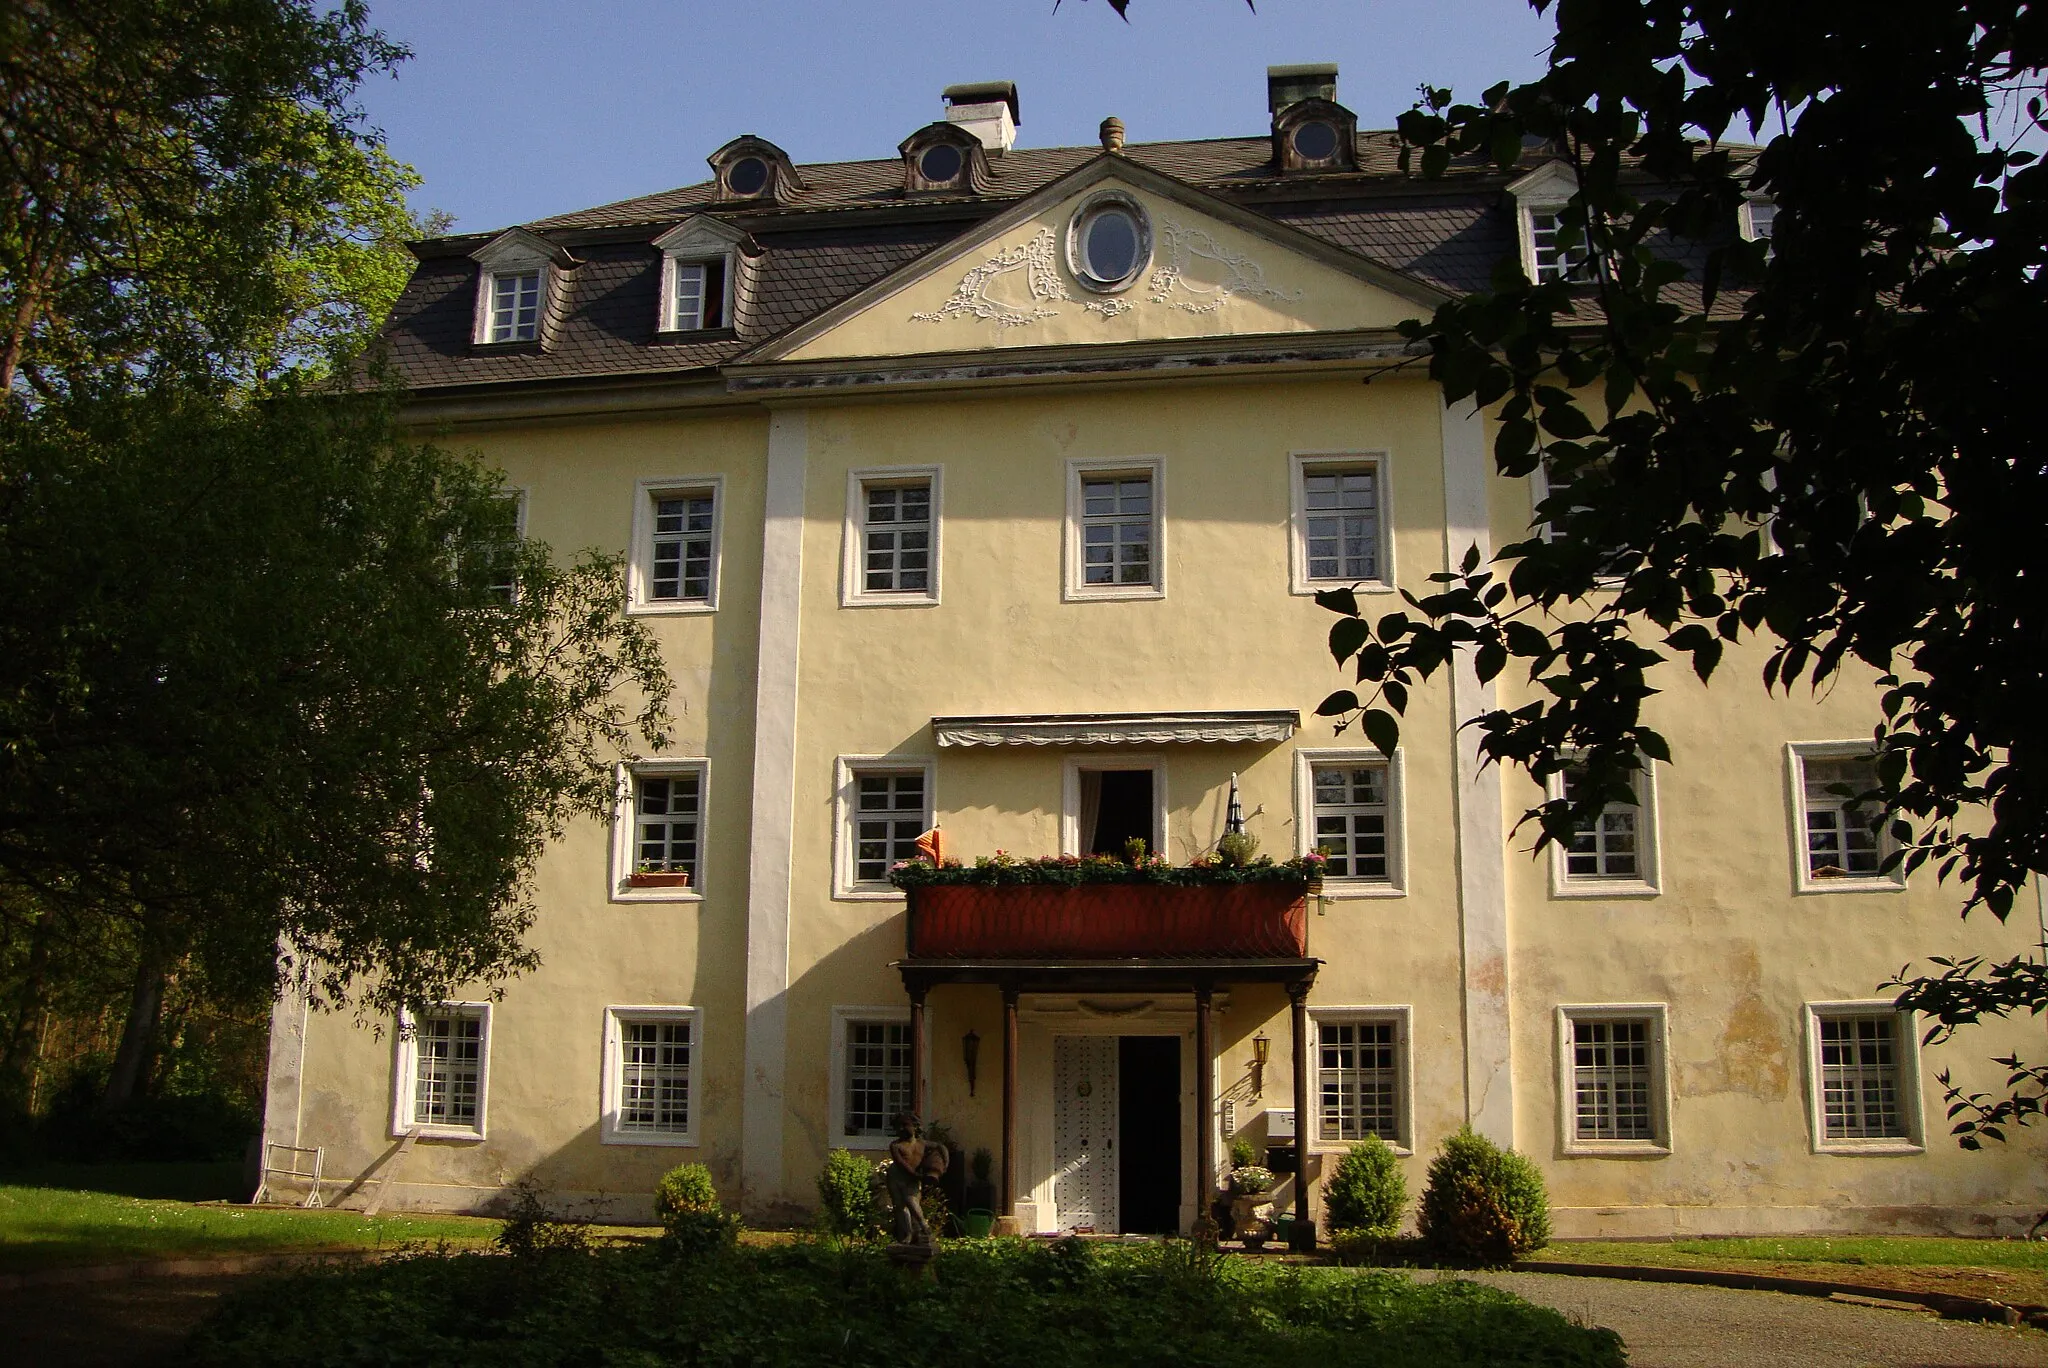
xmin=262 ymin=68 xmax=2046 ymax=1237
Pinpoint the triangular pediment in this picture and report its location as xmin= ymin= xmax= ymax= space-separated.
xmin=752 ymin=157 xmax=1449 ymax=364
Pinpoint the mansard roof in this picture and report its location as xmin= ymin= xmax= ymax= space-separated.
xmin=377 ymin=130 xmax=1736 ymax=396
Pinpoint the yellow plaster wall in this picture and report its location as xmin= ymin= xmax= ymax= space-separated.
xmin=784 ymin=181 xmax=1424 ymax=361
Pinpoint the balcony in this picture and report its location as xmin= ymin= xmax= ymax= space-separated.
xmin=905 ymin=882 xmax=1308 ymax=961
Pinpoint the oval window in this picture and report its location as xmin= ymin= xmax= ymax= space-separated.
xmin=919 ymin=143 xmax=963 ymax=184
xmin=1085 ymin=210 xmax=1141 ymax=283
xmin=727 ymin=156 xmax=769 ymax=196
xmin=1065 ymin=193 xmax=1151 ymax=293
xmin=1291 ymin=120 xmax=1340 ymax=162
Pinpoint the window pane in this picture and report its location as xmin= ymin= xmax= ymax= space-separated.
xmin=1819 ymin=1014 xmax=1907 ymax=1139
xmin=412 ymin=1010 xmax=484 ymax=1128
xmin=651 ymin=494 xmax=716 ymax=601
xmin=1309 ymin=762 xmax=1391 ymax=880
xmin=635 ymin=771 xmax=700 ymax=880
xmin=1530 ymin=212 xmax=1592 ymax=284
xmin=1078 ymin=475 xmax=1154 ymax=590
xmin=490 ymin=270 xmax=541 ymax=342
xmin=851 ymin=771 xmax=928 ymax=882
xmin=1804 ymin=755 xmax=1882 ymax=878
xmin=845 ymin=1019 xmax=912 ymax=1136
xmin=673 ymin=262 xmax=707 ymax=331
xmin=861 ymin=479 xmax=934 ymax=594
xmin=1561 ymin=767 xmax=1643 ymax=879
xmin=1318 ymin=1019 xmax=1399 ymax=1142
xmin=618 ymin=1018 xmax=691 ymax=1134
xmin=1303 ymin=465 xmax=1380 ymax=580
xmin=1571 ymin=1018 xmax=1654 ymax=1141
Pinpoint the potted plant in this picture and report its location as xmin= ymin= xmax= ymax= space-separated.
xmin=964 ymin=1146 xmax=997 ymax=1216
xmin=628 ymin=860 xmax=692 ymax=890
xmin=1228 ymin=1161 xmax=1278 ymax=1248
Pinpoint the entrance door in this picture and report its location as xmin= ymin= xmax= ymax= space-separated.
xmin=1052 ymin=1035 xmax=1118 ymax=1233
xmin=1118 ymin=1035 xmax=1182 ymax=1234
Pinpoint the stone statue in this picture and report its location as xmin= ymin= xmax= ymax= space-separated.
xmin=883 ymin=1112 xmax=950 ymax=1247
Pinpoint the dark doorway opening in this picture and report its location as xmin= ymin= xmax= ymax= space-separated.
xmin=1117 ymin=1034 xmax=1181 ymax=1234
xmin=1087 ymin=770 xmax=1154 ymax=855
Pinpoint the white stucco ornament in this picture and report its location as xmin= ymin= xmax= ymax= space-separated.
xmin=910 ymin=229 xmax=1070 ymax=327
xmin=1147 ymin=219 xmax=1301 ymax=314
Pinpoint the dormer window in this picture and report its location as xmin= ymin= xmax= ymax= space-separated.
xmin=468 ymin=227 xmax=576 ymax=349
xmin=652 ymin=215 xmax=749 ymax=337
xmin=1506 ymin=162 xmax=1596 ymax=286
xmin=898 ymin=123 xmax=987 ymax=195
xmin=1267 ymin=64 xmax=1357 ymax=174
xmin=708 ymin=136 xmax=803 ymax=205
xmin=488 ymin=269 xmax=541 ymax=342
xmin=1742 ymin=199 xmax=1778 ymax=261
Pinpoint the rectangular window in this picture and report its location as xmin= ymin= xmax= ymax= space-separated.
xmin=853 ymin=770 xmax=927 ymax=885
xmin=1571 ymin=1018 xmax=1654 ymax=1141
xmin=844 ymin=1018 xmax=912 ymax=1138
xmin=1528 ymin=210 xmax=1593 ymax=283
xmin=1318 ymin=1019 xmax=1400 ymax=1143
xmin=1311 ymin=762 xmax=1390 ymax=881
xmin=489 ymin=269 xmax=541 ymax=342
xmin=862 ymin=481 xmax=933 ymax=594
xmin=1302 ymin=464 xmax=1380 ymax=582
xmin=1081 ymin=475 xmax=1152 ymax=586
xmin=670 ymin=258 xmax=727 ymax=331
xmin=1742 ymin=200 xmax=1778 ymax=260
xmin=1802 ymin=753 xmax=1882 ymax=880
xmin=398 ymin=1004 xmax=490 ymax=1138
xmin=1562 ymin=767 xmax=1642 ymax=881
xmin=636 ymin=772 xmax=700 ymax=880
xmin=1818 ymin=1014 xmax=1908 ymax=1141
xmin=652 ymin=495 xmax=716 ymax=602
xmin=618 ymin=1018 xmax=691 ymax=1135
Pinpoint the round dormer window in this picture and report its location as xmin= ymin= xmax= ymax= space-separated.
xmin=1066 ymin=192 xmax=1151 ymax=293
xmin=726 ymin=156 xmax=769 ymax=196
xmin=1290 ymin=120 xmax=1340 ymax=163
xmin=919 ymin=143 xmax=964 ymax=185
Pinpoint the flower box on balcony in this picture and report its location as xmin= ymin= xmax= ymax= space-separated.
xmin=906 ymin=881 xmax=1308 ymax=960
xmin=627 ymin=870 xmax=692 ymax=889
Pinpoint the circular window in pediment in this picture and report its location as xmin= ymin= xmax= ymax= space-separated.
xmin=1290 ymin=120 xmax=1340 ymax=163
xmin=726 ymin=156 xmax=769 ymax=196
xmin=1066 ymin=192 xmax=1152 ymax=294
xmin=919 ymin=143 xmax=964 ymax=185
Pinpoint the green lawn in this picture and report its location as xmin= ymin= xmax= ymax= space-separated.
xmin=1554 ymin=1236 xmax=2048 ymax=1272
xmin=0 ymin=1180 xmax=500 ymax=1272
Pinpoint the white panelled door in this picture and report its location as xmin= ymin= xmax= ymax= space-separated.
xmin=1052 ymin=1035 xmax=1119 ymax=1233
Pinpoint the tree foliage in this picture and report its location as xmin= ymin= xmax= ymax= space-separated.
xmin=0 ymin=0 xmax=419 ymax=391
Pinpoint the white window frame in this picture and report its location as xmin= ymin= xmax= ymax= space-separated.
xmin=1803 ymin=1000 xmax=1925 ymax=1155
xmin=1060 ymin=753 xmax=1169 ymax=858
xmin=1063 ymin=456 xmax=1166 ymax=602
xmin=829 ymin=1005 xmax=923 ymax=1150
xmin=841 ymin=464 xmax=943 ymax=607
xmin=1523 ymin=206 xmax=1596 ymax=283
xmin=1289 ymin=451 xmax=1395 ymax=596
xmin=600 ymin=1005 xmax=701 ymax=1147
xmin=659 ymin=255 xmax=734 ymax=333
xmin=627 ymin=475 xmax=724 ymax=615
xmin=1293 ymin=747 xmax=1406 ymax=897
xmin=391 ymin=1002 xmax=493 ymax=1141
xmin=1740 ymin=198 xmax=1778 ymax=258
xmin=1309 ymin=1005 xmax=1414 ymax=1154
xmin=609 ymin=759 xmax=710 ymax=904
xmin=1545 ymin=758 xmax=1661 ymax=898
xmin=1787 ymin=742 xmax=1903 ymax=894
xmin=1555 ymin=1003 xmax=1671 ymax=1157
xmin=833 ymin=755 xmax=935 ymax=899
xmin=652 ymin=216 xmax=746 ymax=335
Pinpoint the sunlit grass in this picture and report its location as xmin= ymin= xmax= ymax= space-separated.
xmin=1558 ymin=1236 xmax=2048 ymax=1271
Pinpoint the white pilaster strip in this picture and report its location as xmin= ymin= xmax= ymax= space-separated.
xmin=1441 ymin=396 xmax=1514 ymax=1146
xmin=742 ymin=408 xmax=807 ymax=1214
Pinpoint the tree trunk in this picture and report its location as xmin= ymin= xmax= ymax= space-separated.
xmin=0 ymin=914 xmax=55 ymax=1111
xmin=100 ymin=948 xmax=170 ymax=1110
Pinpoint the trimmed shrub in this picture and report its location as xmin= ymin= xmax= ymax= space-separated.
xmin=1324 ymin=1135 xmax=1407 ymax=1236
xmin=816 ymin=1148 xmax=883 ymax=1240
xmin=495 ymin=1180 xmax=591 ymax=1259
xmin=655 ymin=1162 xmax=738 ymax=1255
xmin=1227 ymin=1135 xmax=1258 ymax=1170
xmin=1417 ymin=1128 xmax=1550 ymax=1264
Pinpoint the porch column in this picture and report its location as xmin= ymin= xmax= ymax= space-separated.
xmin=1289 ymin=982 xmax=1317 ymax=1251
xmin=1194 ymin=981 xmax=1217 ymax=1242
xmin=1001 ymin=983 xmax=1019 ymax=1218
xmin=909 ymin=981 xmax=927 ymax=1120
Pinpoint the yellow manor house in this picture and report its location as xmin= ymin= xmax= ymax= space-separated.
xmin=263 ymin=67 xmax=2045 ymax=1239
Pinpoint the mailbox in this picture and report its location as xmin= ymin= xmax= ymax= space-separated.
xmin=1264 ymin=1108 xmax=1299 ymax=1173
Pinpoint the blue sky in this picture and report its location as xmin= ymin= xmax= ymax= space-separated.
xmin=356 ymin=0 xmax=1558 ymax=234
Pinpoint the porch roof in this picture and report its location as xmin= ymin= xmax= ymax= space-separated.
xmin=894 ymin=956 xmax=1318 ymax=994
xmin=930 ymin=710 xmax=1298 ymax=748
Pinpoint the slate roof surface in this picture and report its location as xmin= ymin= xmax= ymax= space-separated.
xmin=382 ymin=129 xmax=1725 ymax=393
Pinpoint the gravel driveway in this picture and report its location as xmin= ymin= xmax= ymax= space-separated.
xmin=1453 ymin=1269 xmax=2048 ymax=1368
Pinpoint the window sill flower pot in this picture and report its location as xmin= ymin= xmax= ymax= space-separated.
xmin=628 ymin=870 xmax=693 ymax=889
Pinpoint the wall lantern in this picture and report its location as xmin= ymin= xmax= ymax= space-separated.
xmin=1251 ymin=1032 xmax=1271 ymax=1095
xmin=963 ymin=1028 xmax=981 ymax=1097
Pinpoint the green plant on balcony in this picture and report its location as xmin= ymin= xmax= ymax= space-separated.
xmin=888 ymin=850 xmax=1327 ymax=890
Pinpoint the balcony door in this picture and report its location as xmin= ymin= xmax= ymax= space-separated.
xmin=1063 ymin=756 xmax=1167 ymax=858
